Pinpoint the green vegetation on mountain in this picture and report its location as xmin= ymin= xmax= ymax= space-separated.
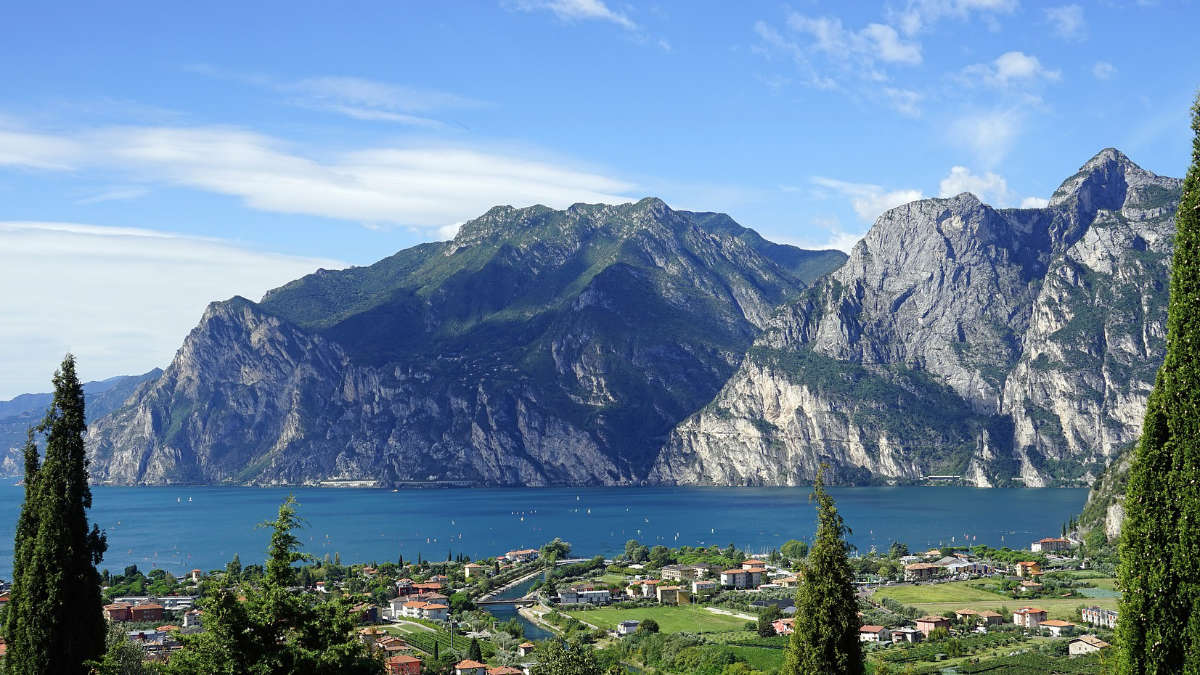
xmin=1116 ymin=93 xmax=1200 ymax=673
xmin=5 ymin=355 xmax=108 ymax=674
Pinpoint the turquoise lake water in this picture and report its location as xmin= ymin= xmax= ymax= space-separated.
xmin=0 ymin=485 xmax=1088 ymax=579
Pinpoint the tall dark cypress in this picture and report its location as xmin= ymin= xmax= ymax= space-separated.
xmin=1117 ymin=93 xmax=1200 ymax=674
xmin=5 ymin=355 xmax=108 ymax=674
xmin=782 ymin=466 xmax=863 ymax=675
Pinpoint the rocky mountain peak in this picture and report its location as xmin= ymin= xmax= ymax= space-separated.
xmin=1048 ymin=147 xmax=1169 ymax=211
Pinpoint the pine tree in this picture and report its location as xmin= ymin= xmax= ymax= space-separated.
xmin=5 ymin=355 xmax=108 ymax=674
xmin=1117 ymin=93 xmax=1200 ymax=674
xmin=468 ymin=637 xmax=483 ymax=661
xmin=782 ymin=466 xmax=863 ymax=675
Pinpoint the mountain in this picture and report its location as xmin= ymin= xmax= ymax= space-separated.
xmin=86 ymin=199 xmax=846 ymax=486
xmin=649 ymin=149 xmax=1181 ymax=487
xmin=1077 ymin=443 xmax=1133 ymax=544
xmin=0 ymin=370 xmax=162 ymax=475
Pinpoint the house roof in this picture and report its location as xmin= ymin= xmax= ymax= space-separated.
xmin=1016 ymin=561 xmax=1040 ymax=567
xmin=456 ymin=659 xmax=487 ymax=668
xmin=424 ymin=603 xmax=448 ymax=610
xmin=1037 ymin=537 xmax=1070 ymax=543
xmin=905 ymin=563 xmax=940 ymax=570
xmin=977 ymin=611 xmax=1002 ymax=618
xmin=1015 ymin=607 xmax=1047 ymax=614
xmin=487 ymin=668 xmax=524 ymax=675
xmin=722 ymin=569 xmax=747 ymax=574
xmin=132 ymin=603 xmax=164 ymax=610
xmin=916 ymin=616 xmax=949 ymax=623
xmin=954 ymin=609 xmax=979 ymax=615
xmin=859 ymin=625 xmax=886 ymax=633
xmin=1041 ymin=620 xmax=1075 ymax=627
xmin=519 ymin=642 xmax=536 ymax=648
xmin=388 ymin=654 xmax=422 ymax=664
xmin=1072 ymin=634 xmax=1112 ymax=648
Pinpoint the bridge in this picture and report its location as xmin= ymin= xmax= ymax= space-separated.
xmin=476 ymin=598 xmax=536 ymax=606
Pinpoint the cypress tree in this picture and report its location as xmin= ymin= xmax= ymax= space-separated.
xmin=782 ymin=466 xmax=863 ymax=675
xmin=5 ymin=355 xmax=108 ymax=674
xmin=1117 ymin=93 xmax=1200 ymax=673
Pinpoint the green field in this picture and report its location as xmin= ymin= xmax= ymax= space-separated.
xmin=564 ymin=605 xmax=750 ymax=634
xmin=874 ymin=580 xmax=1119 ymax=621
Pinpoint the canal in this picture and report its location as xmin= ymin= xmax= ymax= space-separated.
xmin=481 ymin=573 xmax=556 ymax=641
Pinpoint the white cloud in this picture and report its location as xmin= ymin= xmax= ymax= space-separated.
xmin=1045 ymin=5 xmax=1085 ymax=41
xmin=1020 ymin=196 xmax=1050 ymax=208
xmin=0 ymin=129 xmax=81 ymax=170
xmin=188 ymin=67 xmax=482 ymax=127
xmin=811 ymin=176 xmax=923 ymax=222
xmin=1093 ymin=61 xmax=1116 ymax=80
xmin=787 ymin=14 xmax=922 ymax=66
xmin=507 ymin=0 xmax=637 ymax=30
xmin=75 ymin=186 xmax=150 ymax=205
xmin=938 ymin=166 xmax=1012 ymax=205
xmin=960 ymin=51 xmax=1061 ymax=88
xmin=949 ymin=110 xmax=1022 ymax=166
xmin=0 ymin=125 xmax=637 ymax=233
xmin=884 ymin=87 xmax=923 ymax=117
xmin=0 ymin=221 xmax=344 ymax=398
xmin=889 ymin=0 xmax=1018 ymax=35
xmin=780 ymin=217 xmax=865 ymax=254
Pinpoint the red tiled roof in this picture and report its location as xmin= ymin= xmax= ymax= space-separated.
xmin=388 ymin=654 xmax=421 ymax=664
xmin=859 ymin=625 xmax=885 ymax=632
xmin=456 ymin=660 xmax=487 ymax=668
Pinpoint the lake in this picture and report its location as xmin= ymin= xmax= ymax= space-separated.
xmin=0 ymin=485 xmax=1088 ymax=579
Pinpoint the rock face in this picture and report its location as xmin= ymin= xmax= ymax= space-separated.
xmin=650 ymin=149 xmax=1181 ymax=487
xmin=87 ymin=199 xmax=846 ymax=485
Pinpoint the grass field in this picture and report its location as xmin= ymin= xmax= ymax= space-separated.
xmin=564 ymin=605 xmax=750 ymax=634
xmin=874 ymin=580 xmax=1119 ymax=621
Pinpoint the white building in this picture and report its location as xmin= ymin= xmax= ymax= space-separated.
xmin=1069 ymin=635 xmax=1111 ymax=656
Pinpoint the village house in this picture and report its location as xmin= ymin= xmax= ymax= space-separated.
xmin=315 ymin=581 xmax=328 ymax=593
xmin=660 ymin=564 xmax=691 ymax=582
xmin=400 ymin=600 xmax=448 ymax=621
xmin=376 ymin=635 xmax=410 ymax=655
xmin=1069 ymin=634 xmax=1112 ymax=656
xmin=104 ymin=602 xmax=133 ymax=622
xmin=1015 ymin=561 xmax=1042 ymax=578
xmin=656 ymin=585 xmax=690 ymax=605
xmin=859 ymin=625 xmax=890 ymax=642
xmin=691 ymin=579 xmax=719 ymax=596
xmin=1040 ymin=619 xmax=1077 ymax=637
xmin=914 ymin=616 xmax=950 ymax=637
xmin=487 ymin=667 xmax=523 ymax=675
xmin=505 ymin=549 xmax=539 ymax=563
xmin=772 ymin=618 xmax=795 ymax=635
xmin=464 ymin=562 xmax=486 ymax=579
xmin=351 ymin=603 xmax=380 ymax=624
xmin=776 ymin=575 xmax=801 ymax=588
xmin=618 ymin=620 xmax=640 ymax=635
xmin=1013 ymin=607 xmax=1048 ymax=629
xmin=188 ymin=569 xmax=203 ymax=582
xmin=904 ymin=563 xmax=940 ymax=581
xmin=517 ymin=641 xmax=536 ymax=657
xmin=386 ymin=653 xmax=422 ymax=675
xmin=891 ymin=627 xmax=923 ymax=643
xmin=1081 ymin=606 xmax=1118 ymax=629
xmin=559 ymin=586 xmax=610 ymax=605
xmin=1031 ymin=537 xmax=1072 ymax=553
xmin=131 ymin=602 xmax=164 ymax=622
xmin=358 ymin=627 xmax=384 ymax=649
xmin=954 ymin=609 xmax=979 ymax=622
xmin=455 ymin=660 xmax=488 ymax=675
xmin=720 ymin=569 xmax=753 ymax=589
xmin=1019 ymin=581 xmax=1043 ymax=593
xmin=183 ymin=609 xmax=202 ymax=628
xmin=977 ymin=610 xmax=1003 ymax=625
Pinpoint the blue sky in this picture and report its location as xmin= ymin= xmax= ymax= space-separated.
xmin=1 ymin=0 xmax=1198 ymax=396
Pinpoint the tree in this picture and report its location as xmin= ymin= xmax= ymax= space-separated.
xmin=1117 ymin=93 xmax=1200 ymax=674
xmin=758 ymin=604 xmax=782 ymax=637
xmin=165 ymin=496 xmax=380 ymax=674
xmin=531 ymin=641 xmax=604 ymax=675
xmin=638 ymin=619 xmax=659 ymax=633
xmin=468 ymin=637 xmax=483 ymax=662
xmin=226 ymin=553 xmax=242 ymax=583
xmin=87 ymin=624 xmax=155 ymax=675
xmin=5 ymin=355 xmax=108 ymax=674
xmin=888 ymin=541 xmax=909 ymax=559
xmin=541 ymin=538 xmax=572 ymax=563
xmin=781 ymin=539 xmax=809 ymax=560
xmin=782 ymin=466 xmax=864 ymax=675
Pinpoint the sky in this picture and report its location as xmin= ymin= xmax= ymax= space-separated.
xmin=1 ymin=0 xmax=1198 ymax=397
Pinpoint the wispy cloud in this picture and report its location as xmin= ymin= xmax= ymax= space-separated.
xmin=959 ymin=51 xmax=1061 ymax=88
xmin=811 ymin=176 xmax=924 ymax=223
xmin=888 ymin=0 xmax=1018 ymax=36
xmin=1092 ymin=61 xmax=1116 ymax=80
xmin=188 ymin=67 xmax=483 ymax=127
xmin=1045 ymin=5 xmax=1085 ymax=41
xmin=75 ymin=186 xmax=150 ymax=205
xmin=0 ymin=221 xmax=344 ymax=398
xmin=506 ymin=0 xmax=638 ymax=30
xmin=948 ymin=109 xmax=1023 ymax=167
xmin=0 ymin=124 xmax=637 ymax=233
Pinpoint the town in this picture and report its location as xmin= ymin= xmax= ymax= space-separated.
xmin=0 ymin=531 xmax=1117 ymax=674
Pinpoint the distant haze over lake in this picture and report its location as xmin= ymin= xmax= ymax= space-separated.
xmin=0 ymin=486 xmax=1088 ymax=578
